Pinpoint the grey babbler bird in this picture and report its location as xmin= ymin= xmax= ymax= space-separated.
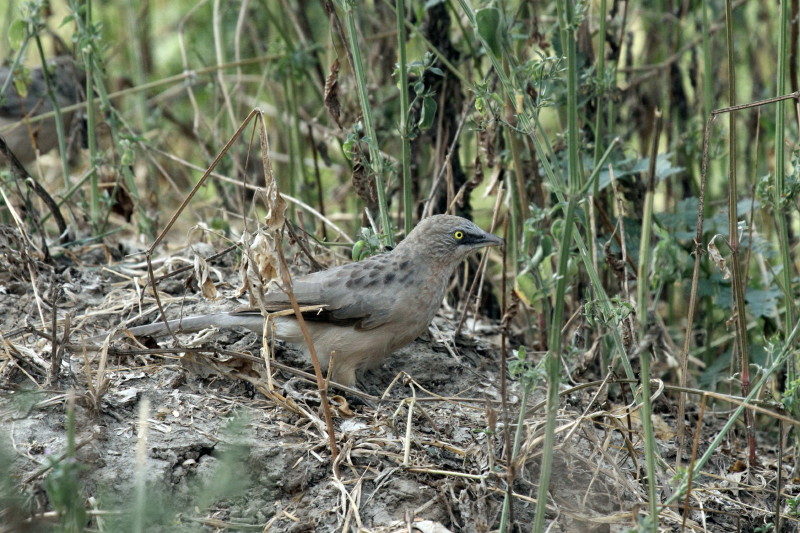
xmin=0 ymin=57 xmax=85 ymax=164
xmin=109 ymin=215 xmax=503 ymax=386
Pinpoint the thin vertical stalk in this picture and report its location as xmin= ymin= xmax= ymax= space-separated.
xmin=498 ymin=219 xmax=513 ymax=532
xmin=701 ymin=2 xmax=713 ymax=120
xmin=265 ymin=3 xmax=314 ymax=208
xmin=531 ymin=0 xmax=578 ymax=530
xmin=679 ymin=0 xmax=715 ymax=470
xmin=83 ymin=0 xmax=99 ymax=229
xmin=500 ymin=376 xmax=533 ymax=529
xmin=499 ymin=209 xmax=550 ymax=532
xmin=33 ymin=38 xmax=70 ymax=191
xmin=67 ymin=0 xmax=151 ymax=235
xmin=395 ymin=0 xmax=412 ymax=234
xmin=675 ymin=219 xmax=696 ymax=449
xmin=587 ymin=0 xmax=608 ymax=278
xmin=501 ymin=47 xmax=530 ymax=256
xmin=775 ymin=0 xmax=795 ymax=346
xmin=502 ymin=41 xmax=530 ymax=264
xmin=212 ymin=0 xmax=237 ymax=130
xmin=724 ymin=0 xmax=757 ymax=466
xmin=591 ymin=0 xmax=607 ymax=170
xmin=533 ymin=198 xmax=575 ymax=533
xmin=382 ymin=0 xmax=467 ymax=83
xmin=503 ymin=93 xmax=526 ymax=268
xmin=773 ymin=0 xmax=799 ymax=476
xmin=636 ymin=110 xmax=663 ymax=531
xmin=339 ymin=0 xmax=393 ymax=242
xmin=286 ymin=76 xmax=310 ymax=206
xmin=123 ymin=1 xmax=147 ymax=133
xmin=636 ymin=116 xmax=661 ymax=324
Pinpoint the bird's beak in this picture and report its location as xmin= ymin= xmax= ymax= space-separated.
xmin=481 ymin=232 xmax=504 ymax=247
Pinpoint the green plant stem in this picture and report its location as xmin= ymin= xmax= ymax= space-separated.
xmin=501 ymin=46 xmax=530 ymax=264
xmin=636 ymin=128 xmax=660 ymax=325
xmin=67 ymin=0 xmax=155 ymax=236
xmin=262 ymin=2 xmax=324 ymax=104
xmin=498 ymin=376 xmax=531 ymax=531
xmin=534 ymin=199 xmax=575 ymax=533
xmin=637 ymin=110 xmax=663 ymax=531
xmin=33 ymin=36 xmax=70 ymax=191
xmin=340 ymin=0 xmax=393 ymax=243
xmin=286 ymin=76 xmax=309 ymax=205
xmin=83 ymin=0 xmax=99 ymax=230
xmin=503 ymin=92 xmax=525 ymax=268
xmin=395 ymin=0 xmax=412 ymax=235
xmin=590 ymin=0 xmax=608 ymax=279
xmin=772 ymin=0 xmax=799 ymax=477
xmin=774 ymin=0 xmax=795 ymax=349
xmin=592 ymin=0 xmax=606 ymax=170
xmin=531 ymin=1 xmax=579 ymax=531
xmin=638 ymin=338 xmax=658 ymax=531
xmin=701 ymin=2 xmax=713 ymax=120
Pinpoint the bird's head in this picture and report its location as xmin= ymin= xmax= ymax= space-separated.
xmin=395 ymin=214 xmax=503 ymax=267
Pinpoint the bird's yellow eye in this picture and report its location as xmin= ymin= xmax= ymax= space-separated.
xmin=454 ymin=230 xmax=464 ymax=240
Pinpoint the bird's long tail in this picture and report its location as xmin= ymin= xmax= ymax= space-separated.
xmin=88 ymin=311 xmax=265 ymax=343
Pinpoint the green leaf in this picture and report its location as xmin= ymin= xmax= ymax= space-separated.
xmin=12 ymin=66 xmax=32 ymax=99
xmin=418 ymin=96 xmax=437 ymax=130
xmin=476 ymin=8 xmax=502 ymax=57
xmin=745 ymin=287 xmax=781 ymax=318
xmin=351 ymin=228 xmax=382 ymax=260
xmin=594 ymin=153 xmax=684 ymax=191
xmin=351 ymin=240 xmax=367 ymax=261
xmin=7 ymin=20 xmax=26 ymax=51
xmin=120 ymin=146 xmax=136 ymax=166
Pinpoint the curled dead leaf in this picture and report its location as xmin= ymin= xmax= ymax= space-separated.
xmin=193 ymin=252 xmax=218 ymax=300
xmin=324 ymin=58 xmax=343 ymax=129
xmin=707 ymin=234 xmax=731 ymax=280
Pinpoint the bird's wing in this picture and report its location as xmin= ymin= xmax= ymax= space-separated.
xmin=252 ymin=261 xmax=393 ymax=330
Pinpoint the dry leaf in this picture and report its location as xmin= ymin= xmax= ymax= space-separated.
xmin=330 ymin=395 xmax=355 ymax=418
xmin=257 ymin=111 xmax=286 ymax=230
xmin=193 ymin=252 xmax=218 ymax=300
xmin=324 ymin=58 xmax=343 ymax=129
xmin=238 ymin=229 xmax=283 ymax=306
xmin=351 ymin=152 xmax=378 ymax=214
xmin=250 ymin=231 xmax=281 ymax=281
xmin=707 ymin=234 xmax=731 ymax=280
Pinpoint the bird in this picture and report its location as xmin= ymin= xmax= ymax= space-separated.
xmin=0 ymin=56 xmax=85 ymax=165
xmin=103 ymin=215 xmax=503 ymax=387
